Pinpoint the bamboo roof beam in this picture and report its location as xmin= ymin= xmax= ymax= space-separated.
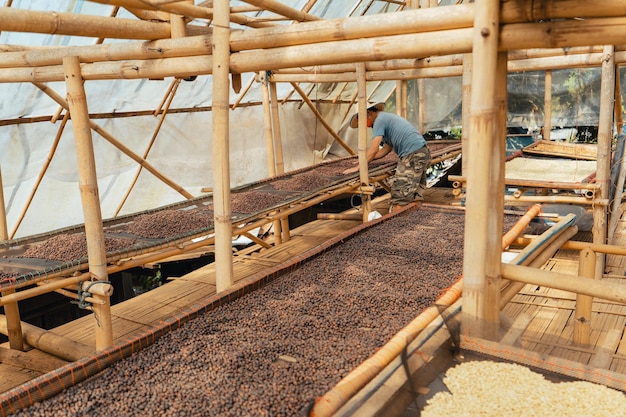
xmin=275 ymin=47 xmax=603 ymax=75
xmin=289 ymin=81 xmax=356 ymax=156
xmin=0 ymin=7 xmax=184 ymax=40
xmin=89 ymin=0 xmax=277 ymax=28
xmin=242 ymin=0 xmax=320 ymax=22
xmin=9 ymin=112 xmax=68 ymax=239
xmin=502 ymin=0 xmax=626 ymax=23
xmin=33 ymin=82 xmax=194 ymax=200
xmin=4 ymin=16 xmax=626 ymax=83
xmin=2 ymin=4 xmax=626 ymax=71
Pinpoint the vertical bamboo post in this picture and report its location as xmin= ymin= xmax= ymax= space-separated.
xmin=0 ymin=166 xmax=23 ymax=351
xmin=594 ymin=45 xmax=616 ymax=279
xmin=63 ymin=56 xmax=113 ymax=350
xmin=574 ymin=247 xmax=595 ymax=345
xmin=260 ymin=73 xmax=277 ymax=177
xmin=461 ymin=53 xmax=472 ymax=178
xmin=9 ymin=112 xmax=68 ymax=239
xmin=417 ymin=79 xmax=425 ymax=133
xmin=269 ymin=81 xmax=290 ymax=242
xmin=543 ymin=70 xmax=552 ymax=141
xmin=395 ymin=80 xmax=402 ymax=116
xmin=269 ymin=81 xmax=285 ymax=175
xmin=462 ymin=0 xmax=502 ymax=341
xmin=0 ymin=167 xmax=7 ymax=241
xmin=212 ymin=0 xmax=233 ymax=293
xmin=616 ymin=68 xmax=623 ymax=134
xmin=259 ymin=70 xmax=280 ymax=251
xmin=401 ymin=80 xmax=408 ymax=119
xmin=356 ymin=62 xmax=371 ymax=222
xmin=88 ymin=282 xmax=114 ymax=351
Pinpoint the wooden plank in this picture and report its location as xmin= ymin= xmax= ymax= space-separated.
xmin=500 ymin=313 xmax=531 ymax=346
xmin=0 ymin=347 xmax=68 ymax=373
xmin=0 ymin=363 xmax=40 ymax=393
xmin=590 ymin=328 xmax=622 ymax=369
xmin=522 ymin=140 xmax=598 ymax=160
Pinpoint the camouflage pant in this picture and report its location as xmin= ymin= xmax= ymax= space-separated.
xmin=387 ymin=146 xmax=431 ymax=205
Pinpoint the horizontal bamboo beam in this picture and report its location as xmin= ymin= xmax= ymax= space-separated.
xmin=89 ymin=0 xmax=276 ymax=28
xmin=514 ymin=237 xmax=626 ymax=257
xmin=33 ymin=82 xmax=194 ymax=200
xmin=448 ymin=175 xmax=600 ymax=190
xmin=2 ymin=15 xmax=626 ymax=84
xmin=0 ymin=314 xmax=93 ymax=361
xmin=504 ymin=195 xmax=607 ymax=205
xmin=236 ymin=0 xmax=320 ymax=22
xmin=0 ymin=6 xmax=209 ymax=40
xmin=502 ymin=263 xmax=626 ymax=304
xmin=502 ymin=0 xmax=626 ymax=23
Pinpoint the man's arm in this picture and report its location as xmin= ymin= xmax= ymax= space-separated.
xmin=343 ymin=136 xmax=389 ymax=174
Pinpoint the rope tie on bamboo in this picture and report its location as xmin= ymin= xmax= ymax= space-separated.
xmin=72 ymin=280 xmax=110 ymax=313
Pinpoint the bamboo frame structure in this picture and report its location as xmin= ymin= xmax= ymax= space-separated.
xmin=594 ymin=45 xmax=616 ymax=278
xmin=3 ymin=1 xmax=626 ymax=410
xmin=462 ymin=0 xmax=502 ymax=341
xmin=9 ymin=112 xmax=68 ymax=239
xmin=63 ymin=55 xmax=113 ymax=351
xmin=574 ymin=247 xmax=595 ymax=345
xmin=32 ymin=82 xmax=194 ymax=200
xmin=0 ymin=165 xmax=23 ymax=351
xmin=543 ymin=69 xmax=552 ymax=141
xmin=356 ymin=62 xmax=372 ymax=222
xmin=212 ymin=0 xmax=234 ymax=293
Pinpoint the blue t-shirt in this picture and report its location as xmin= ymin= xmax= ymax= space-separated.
xmin=372 ymin=112 xmax=426 ymax=158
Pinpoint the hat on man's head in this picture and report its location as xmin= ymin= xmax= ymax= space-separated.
xmin=349 ymin=103 xmax=385 ymax=128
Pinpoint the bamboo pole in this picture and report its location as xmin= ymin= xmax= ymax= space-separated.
xmin=0 ymin=7 xmax=178 ymax=40
xmin=33 ymin=82 xmax=194 ymax=200
xmin=594 ymin=45 xmax=616 ymax=278
xmin=573 ymin=247 xmax=595 ymax=345
xmin=356 ymin=62 xmax=371 ymax=222
xmin=114 ymin=79 xmax=181 ymax=217
xmin=461 ymin=53 xmax=472 ymax=178
xmin=0 ymin=166 xmax=23 ymax=351
xmin=0 ymin=167 xmax=7 ymax=241
xmin=448 ymin=174 xmax=600 ymax=191
xmin=88 ymin=281 xmax=114 ymax=351
xmin=9 ymin=112 xmax=68 ymax=239
xmin=6 ymin=16 xmax=626 ymax=84
xmin=462 ymin=0 xmax=502 ymax=341
xmin=212 ymin=0 xmax=233 ymax=293
xmin=400 ymin=80 xmax=408 ymax=119
xmin=259 ymin=72 xmax=282 ymax=244
xmin=289 ymin=82 xmax=356 ymax=156
xmin=501 ymin=263 xmax=626 ymax=305
xmin=501 ymin=226 xmax=578 ymax=307
xmin=270 ymin=81 xmax=285 ymax=175
xmin=0 ymin=315 xmax=93 ymax=361
xmin=2 ymin=5 xmax=626 ymax=72
xmin=543 ymin=70 xmax=552 ymax=140
xmin=231 ymin=74 xmax=255 ymax=110
xmin=504 ymin=195 xmax=607 ymax=205
xmin=89 ymin=0 xmax=276 ymax=28
xmin=260 ymin=73 xmax=277 ymax=177
xmin=63 ymin=56 xmax=113 ymax=351
xmin=238 ymin=0 xmax=320 ymax=22
xmin=515 ymin=237 xmax=626 ymax=256
xmin=268 ymin=81 xmax=290 ymax=242
xmin=616 ymin=69 xmax=624 ymax=134
xmin=395 ymin=80 xmax=402 ymax=116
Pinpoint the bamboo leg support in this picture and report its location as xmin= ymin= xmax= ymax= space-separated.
xmin=574 ymin=247 xmax=595 ymax=345
xmin=89 ymin=282 xmax=114 ymax=351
